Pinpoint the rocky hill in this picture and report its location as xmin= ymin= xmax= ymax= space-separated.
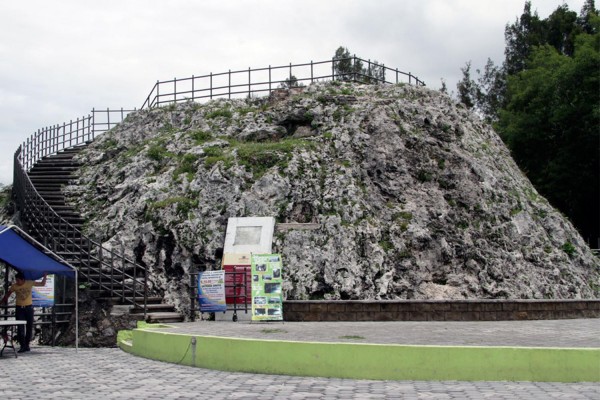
xmin=64 ymin=82 xmax=599 ymax=313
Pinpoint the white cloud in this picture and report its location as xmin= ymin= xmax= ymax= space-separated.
xmin=0 ymin=0 xmax=586 ymax=184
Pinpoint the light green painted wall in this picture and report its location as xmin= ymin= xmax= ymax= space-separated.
xmin=119 ymin=328 xmax=600 ymax=383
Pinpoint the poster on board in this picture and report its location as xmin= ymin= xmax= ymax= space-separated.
xmin=251 ymin=254 xmax=283 ymax=321
xmin=32 ymin=274 xmax=54 ymax=307
xmin=198 ymin=270 xmax=227 ymax=313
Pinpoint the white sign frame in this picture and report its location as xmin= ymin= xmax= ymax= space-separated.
xmin=223 ymin=217 xmax=275 ymax=255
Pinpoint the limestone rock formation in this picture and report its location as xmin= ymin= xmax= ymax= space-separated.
xmin=64 ymin=82 xmax=600 ymax=314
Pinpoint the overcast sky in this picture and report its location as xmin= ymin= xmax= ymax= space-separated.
xmin=0 ymin=0 xmax=586 ymax=185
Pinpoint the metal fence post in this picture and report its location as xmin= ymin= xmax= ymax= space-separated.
xmin=144 ymin=267 xmax=147 ymax=321
xmin=91 ymin=108 xmax=95 ymax=141
xmin=51 ymin=306 xmax=56 ymax=346
xmin=156 ymin=80 xmax=160 ymax=107
xmin=120 ymin=241 xmax=126 ymax=303
xmin=189 ymin=271 xmax=195 ymax=321
xmin=331 ymin=57 xmax=335 ymax=80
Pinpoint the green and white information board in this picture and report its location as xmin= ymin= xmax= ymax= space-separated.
xmin=251 ymin=254 xmax=283 ymax=321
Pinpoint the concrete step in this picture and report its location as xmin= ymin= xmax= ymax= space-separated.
xmin=87 ymin=288 xmax=146 ymax=298
xmin=29 ymin=168 xmax=78 ymax=175
xmin=29 ymin=177 xmax=75 ymax=184
xmin=27 ymin=143 xmax=158 ymax=318
xmin=145 ymin=312 xmax=185 ymax=323
xmin=41 ymin=150 xmax=84 ymax=159
xmin=34 ymin=160 xmax=81 ymax=169
xmin=132 ymin=303 xmax=177 ymax=313
xmin=37 ymin=191 xmax=66 ymax=198
xmin=102 ymin=296 xmax=165 ymax=305
xmin=46 ymin=205 xmax=76 ymax=212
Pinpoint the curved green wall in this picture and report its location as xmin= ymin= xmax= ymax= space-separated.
xmin=119 ymin=327 xmax=600 ymax=382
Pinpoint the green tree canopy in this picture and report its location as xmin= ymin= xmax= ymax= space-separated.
xmin=456 ymin=1 xmax=600 ymax=245
xmin=497 ymin=22 xmax=600 ymax=244
xmin=332 ymin=46 xmax=385 ymax=83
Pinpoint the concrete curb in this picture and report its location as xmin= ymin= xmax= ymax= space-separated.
xmin=118 ymin=325 xmax=600 ymax=382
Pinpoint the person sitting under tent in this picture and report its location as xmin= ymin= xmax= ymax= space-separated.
xmin=1 ymin=271 xmax=47 ymax=353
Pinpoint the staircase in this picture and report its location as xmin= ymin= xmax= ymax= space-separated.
xmin=25 ymin=146 xmax=183 ymax=324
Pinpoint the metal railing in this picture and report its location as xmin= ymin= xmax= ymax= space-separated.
xmin=189 ymin=270 xmax=249 ymax=322
xmin=17 ymin=108 xmax=134 ymax=171
xmin=13 ymin=108 xmax=148 ymax=316
xmin=141 ymin=56 xmax=425 ymax=109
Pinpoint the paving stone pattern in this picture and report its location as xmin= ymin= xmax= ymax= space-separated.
xmin=157 ymin=319 xmax=600 ymax=348
xmin=0 ymin=347 xmax=598 ymax=399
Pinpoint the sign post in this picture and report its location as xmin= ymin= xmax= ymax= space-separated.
xmin=251 ymin=254 xmax=283 ymax=321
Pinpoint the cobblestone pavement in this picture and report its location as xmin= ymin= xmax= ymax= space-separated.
xmin=155 ymin=319 xmax=600 ymax=348
xmin=0 ymin=347 xmax=598 ymax=399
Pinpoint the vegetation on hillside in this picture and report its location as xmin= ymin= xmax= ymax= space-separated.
xmin=456 ymin=0 xmax=599 ymax=246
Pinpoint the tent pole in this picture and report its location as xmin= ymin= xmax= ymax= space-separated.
xmin=2 ymin=263 xmax=7 ymax=319
xmin=75 ymin=270 xmax=78 ymax=352
xmin=3 ymin=263 xmax=7 ymax=298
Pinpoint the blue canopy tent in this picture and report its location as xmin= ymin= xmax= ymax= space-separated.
xmin=0 ymin=225 xmax=78 ymax=349
xmin=0 ymin=225 xmax=75 ymax=280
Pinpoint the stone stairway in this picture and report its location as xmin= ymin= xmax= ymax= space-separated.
xmin=28 ymin=146 xmax=183 ymax=323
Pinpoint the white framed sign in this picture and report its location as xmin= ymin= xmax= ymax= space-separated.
xmin=223 ymin=217 xmax=275 ymax=255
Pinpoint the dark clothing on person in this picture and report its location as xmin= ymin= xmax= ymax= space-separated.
xmin=15 ymin=305 xmax=34 ymax=351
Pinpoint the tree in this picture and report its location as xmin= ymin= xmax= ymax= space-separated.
xmin=439 ymin=78 xmax=448 ymax=94
xmin=332 ymin=46 xmax=386 ymax=83
xmin=504 ymin=1 xmax=545 ymax=75
xmin=497 ymin=19 xmax=600 ymax=244
xmin=475 ymin=58 xmax=505 ymax=122
xmin=333 ymin=46 xmax=363 ymax=81
xmin=279 ymin=75 xmax=303 ymax=89
xmin=456 ymin=61 xmax=477 ymax=109
xmin=456 ymin=1 xmax=600 ymax=244
xmin=578 ymin=0 xmax=598 ymax=33
xmin=456 ymin=59 xmax=505 ymax=122
xmin=363 ymin=59 xmax=386 ymax=83
xmin=545 ymin=4 xmax=581 ymax=56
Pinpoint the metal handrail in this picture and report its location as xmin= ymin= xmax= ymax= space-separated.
xmin=141 ymin=56 xmax=425 ymax=109
xmin=13 ymin=109 xmax=148 ymax=316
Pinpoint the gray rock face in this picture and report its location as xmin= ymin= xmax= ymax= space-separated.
xmin=65 ymin=82 xmax=599 ymax=315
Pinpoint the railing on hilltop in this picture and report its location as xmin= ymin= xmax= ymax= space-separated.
xmin=13 ymin=108 xmax=148 ymax=316
xmin=141 ymin=56 xmax=425 ymax=109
